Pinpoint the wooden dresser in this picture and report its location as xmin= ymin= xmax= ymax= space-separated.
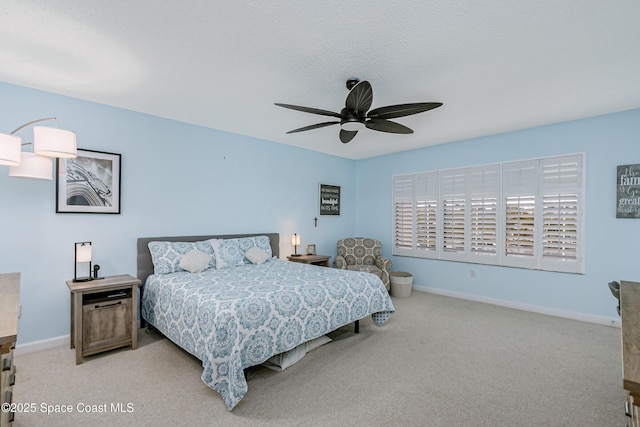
xmin=621 ymin=280 xmax=640 ymax=426
xmin=0 ymin=273 xmax=20 ymax=427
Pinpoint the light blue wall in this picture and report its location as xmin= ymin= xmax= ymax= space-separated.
xmin=3 ymin=80 xmax=637 ymax=345
xmin=0 ymin=82 xmax=356 ymax=344
xmin=354 ymin=108 xmax=640 ymax=320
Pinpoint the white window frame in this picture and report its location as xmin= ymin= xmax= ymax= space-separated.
xmin=391 ymin=153 xmax=585 ymax=274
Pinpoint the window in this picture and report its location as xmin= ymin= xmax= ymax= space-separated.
xmin=440 ymin=169 xmax=466 ymax=261
xmin=415 ymin=172 xmax=438 ymax=253
xmin=539 ymin=155 xmax=583 ymax=273
xmin=502 ymin=160 xmax=538 ymax=269
xmin=391 ymin=154 xmax=584 ymax=274
xmin=469 ymin=165 xmax=499 ymax=264
xmin=392 ymin=175 xmax=414 ymax=255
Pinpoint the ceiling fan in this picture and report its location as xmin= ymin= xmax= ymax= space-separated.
xmin=275 ymin=78 xmax=443 ymax=143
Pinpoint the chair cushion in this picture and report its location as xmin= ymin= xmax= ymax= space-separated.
xmin=346 ymin=265 xmax=383 ymax=280
xmin=338 ymin=237 xmax=382 ymax=266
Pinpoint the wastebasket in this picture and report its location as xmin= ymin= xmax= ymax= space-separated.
xmin=389 ymin=271 xmax=413 ymax=297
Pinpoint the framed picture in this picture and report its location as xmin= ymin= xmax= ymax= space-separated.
xmin=617 ymin=164 xmax=640 ymax=218
xmin=319 ymin=183 xmax=340 ymax=215
xmin=306 ymin=244 xmax=316 ymax=255
xmin=56 ymin=149 xmax=121 ymax=214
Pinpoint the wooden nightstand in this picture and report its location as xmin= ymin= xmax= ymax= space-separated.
xmin=287 ymin=254 xmax=331 ymax=267
xmin=67 ymin=274 xmax=141 ymax=365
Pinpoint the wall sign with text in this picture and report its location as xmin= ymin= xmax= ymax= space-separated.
xmin=319 ymin=184 xmax=340 ymax=215
xmin=617 ymin=164 xmax=640 ymax=218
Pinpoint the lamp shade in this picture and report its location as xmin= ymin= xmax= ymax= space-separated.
xmin=8 ymin=152 xmax=53 ymax=180
xmin=0 ymin=133 xmax=22 ymax=166
xmin=76 ymin=243 xmax=92 ymax=262
xmin=33 ymin=126 xmax=77 ymax=158
xmin=291 ymin=234 xmax=301 ymax=246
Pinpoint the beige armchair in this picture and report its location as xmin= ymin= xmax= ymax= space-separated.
xmin=335 ymin=237 xmax=392 ymax=290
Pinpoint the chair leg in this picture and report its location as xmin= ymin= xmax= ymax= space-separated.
xmin=354 ymin=320 xmax=359 ymax=333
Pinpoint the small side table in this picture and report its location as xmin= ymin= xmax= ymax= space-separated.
xmin=67 ymin=274 xmax=141 ymax=365
xmin=287 ymin=254 xmax=331 ymax=267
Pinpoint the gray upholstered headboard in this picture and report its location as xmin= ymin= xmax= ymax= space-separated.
xmin=136 ymin=232 xmax=280 ymax=285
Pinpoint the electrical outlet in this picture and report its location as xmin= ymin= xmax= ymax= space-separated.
xmin=469 ymin=269 xmax=476 ymax=278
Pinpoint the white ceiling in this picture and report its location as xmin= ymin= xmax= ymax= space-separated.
xmin=1 ymin=1 xmax=639 ymax=160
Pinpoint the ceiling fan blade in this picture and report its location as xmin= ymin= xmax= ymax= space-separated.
xmin=275 ymin=103 xmax=342 ymax=118
xmin=345 ymin=80 xmax=373 ymax=114
xmin=365 ymin=119 xmax=413 ymax=134
xmin=339 ymin=129 xmax=358 ymax=143
xmin=286 ymin=121 xmax=340 ymax=134
xmin=367 ymin=102 xmax=443 ymax=119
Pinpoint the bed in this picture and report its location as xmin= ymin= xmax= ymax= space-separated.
xmin=137 ymin=232 xmax=395 ymax=410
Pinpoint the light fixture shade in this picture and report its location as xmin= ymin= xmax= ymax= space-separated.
xmin=74 ymin=242 xmax=94 ymax=282
xmin=291 ymin=234 xmax=301 ymax=245
xmin=340 ymin=120 xmax=365 ymax=132
xmin=8 ymin=152 xmax=53 ymax=180
xmin=33 ymin=126 xmax=77 ymax=158
xmin=76 ymin=243 xmax=92 ymax=262
xmin=0 ymin=133 xmax=22 ymax=166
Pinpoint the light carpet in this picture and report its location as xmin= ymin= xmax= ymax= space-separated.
xmin=11 ymin=291 xmax=626 ymax=426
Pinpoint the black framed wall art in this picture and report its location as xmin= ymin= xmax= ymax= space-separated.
xmin=56 ymin=149 xmax=121 ymax=214
xmin=319 ymin=183 xmax=340 ymax=215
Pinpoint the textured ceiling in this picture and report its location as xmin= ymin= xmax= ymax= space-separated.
xmin=1 ymin=1 xmax=639 ymax=159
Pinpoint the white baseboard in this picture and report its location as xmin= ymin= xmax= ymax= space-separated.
xmin=15 ymin=320 xmax=145 ymax=355
xmin=15 ymin=335 xmax=69 ymax=355
xmin=413 ymin=285 xmax=621 ymax=328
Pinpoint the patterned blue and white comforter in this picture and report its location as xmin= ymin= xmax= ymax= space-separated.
xmin=141 ymin=258 xmax=395 ymax=410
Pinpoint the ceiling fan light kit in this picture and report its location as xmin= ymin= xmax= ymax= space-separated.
xmin=340 ymin=120 xmax=365 ymax=132
xmin=340 ymin=109 xmax=365 ymax=132
xmin=275 ymin=78 xmax=442 ymax=143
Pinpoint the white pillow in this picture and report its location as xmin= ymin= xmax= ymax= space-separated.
xmin=179 ymin=249 xmax=212 ymax=273
xmin=244 ymin=246 xmax=269 ymax=265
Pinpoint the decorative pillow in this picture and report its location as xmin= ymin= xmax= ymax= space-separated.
xmin=148 ymin=240 xmax=216 ymax=274
xmin=236 ymin=235 xmax=273 ymax=263
xmin=179 ymin=249 xmax=212 ymax=273
xmin=210 ymin=238 xmax=245 ymax=269
xmin=244 ymin=247 xmax=269 ymax=265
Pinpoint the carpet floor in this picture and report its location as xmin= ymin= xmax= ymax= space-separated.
xmin=11 ymin=291 xmax=626 ymax=426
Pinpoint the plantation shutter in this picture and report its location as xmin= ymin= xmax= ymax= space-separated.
xmin=415 ymin=172 xmax=439 ymax=256
xmin=393 ymin=175 xmax=414 ymax=256
xmin=469 ymin=165 xmax=499 ymax=263
xmin=390 ymin=153 xmax=584 ymax=273
xmin=502 ymin=160 xmax=538 ymax=269
xmin=440 ymin=168 xmax=466 ymax=261
xmin=540 ymin=155 xmax=583 ymax=273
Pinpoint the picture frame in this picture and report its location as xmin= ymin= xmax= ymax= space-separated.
xmin=319 ymin=183 xmax=340 ymax=215
xmin=617 ymin=164 xmax=640 ymax=218
xmin=56 ymin=149 xmax=121 ymax=214
xmin=306 ymin=244 xmax=316 ymax=255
